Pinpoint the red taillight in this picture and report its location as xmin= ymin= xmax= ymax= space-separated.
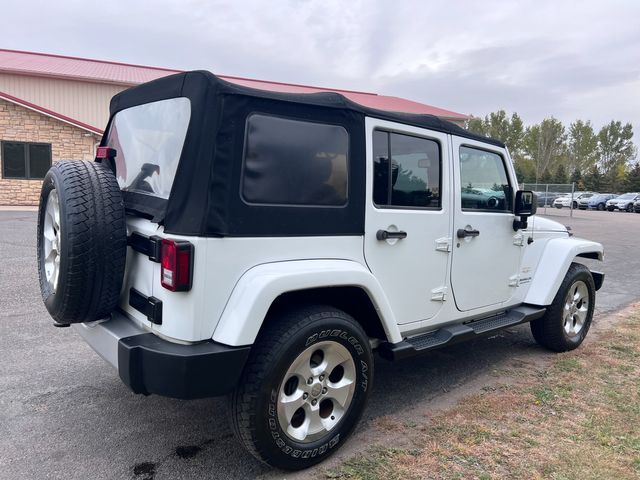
xmin=160 ymin=239 xmax=193 ymax=291
xmin=95 ymin=146 xmax=116 ymax=160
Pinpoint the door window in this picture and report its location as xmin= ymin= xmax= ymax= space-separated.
xmin=459 ymin=146 xmax=512 ymax=212
xmin=373 ymin=130 xmax=441 ymax=209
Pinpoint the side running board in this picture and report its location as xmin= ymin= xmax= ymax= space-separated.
xmin=378 ymin=305 xmax=546 ymax=361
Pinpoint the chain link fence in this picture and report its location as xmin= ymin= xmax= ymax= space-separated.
xmin=519 ymin=183 xmax=577 ymax=216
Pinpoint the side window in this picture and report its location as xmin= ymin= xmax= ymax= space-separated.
xmin=459 ymin=146 xmax=512 ymax=212
xmin=242 ymin=114 xmax=348 ymax=206
xmin=373 ymin=130 xmax=441 ymax=209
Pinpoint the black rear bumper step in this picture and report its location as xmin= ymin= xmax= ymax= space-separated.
xmin=118 ymin=333 xmax=251 ymax=399
xmin=378 ymin=305 xmax=546 ymax=361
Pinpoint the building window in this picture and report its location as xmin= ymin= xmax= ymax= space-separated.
xmin=373 ymin=130 xmax=442 ymax=209
xmin=242 ymin=114 xmax=349 ymax=206
xmin=1 ymin=141 xmax=52 ymax=180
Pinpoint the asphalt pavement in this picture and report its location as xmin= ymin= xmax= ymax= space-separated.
xmin=1 ymin=208 xmax=638 ymax=479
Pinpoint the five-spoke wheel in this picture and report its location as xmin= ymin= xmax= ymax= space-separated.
xmin=42 ymin=189 xmax=61 ymax=291
xmin=531 ymin=263 xmax=595 ymax=352
xmin=562 ymin=280 xmax=589 ymax=337
xmin=277 ymin=341 xmax=356 ymax=443
xmin=231 ymin=306 xmax=373 ymax=470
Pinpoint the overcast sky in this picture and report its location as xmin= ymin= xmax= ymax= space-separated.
xmin=2 ymin=0 xmax=639 ymax=140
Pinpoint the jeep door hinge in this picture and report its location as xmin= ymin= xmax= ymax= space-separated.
xmin=508 ymin=274 xmax=519 ymax=287
xmin=513 ymin=233 xmax=525 ymax=247
xmin=430 ymin=286 xmax=448 ymax=302
xmin=435 ymin=237 xmax=452 ymax=252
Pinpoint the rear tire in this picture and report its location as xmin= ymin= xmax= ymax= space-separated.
xmin=37 ymin=160 xmax=126 ymax=324
xmin=597 ymin=203 xmax=605 ymax=211
xmin=230 ymin=306 xmax=373 ymax=470
xmin=531 ymin=263 xmax=595 ymax=352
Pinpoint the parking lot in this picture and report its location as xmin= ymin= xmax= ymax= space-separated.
xmin=1 ymin=208 xmax=639 ymax=480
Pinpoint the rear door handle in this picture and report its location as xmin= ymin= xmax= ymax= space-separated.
xmin=376 ymin=230 xmax=408 ymax=241
xmin=457 ymin=227 xmax=480 ymax=238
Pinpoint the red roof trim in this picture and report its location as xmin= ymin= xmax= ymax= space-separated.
xmin=0 ymin=48 xmax=181 ymax=75
xmin=0 ymin=49 xmax=470 ymax=121
xmin=0 ymin=90 xmax=103 ymax=135
xmin=219 ymin=74 xmax=376 ymax=96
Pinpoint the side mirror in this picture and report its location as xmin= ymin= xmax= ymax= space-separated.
xmin=513 ymin=190 xmax=536 ymax=230
xmin=515 ymin=190 xmax=537 ymax=216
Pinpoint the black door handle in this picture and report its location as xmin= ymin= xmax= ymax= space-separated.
xmin=376 ymin=229 xmax=408 ymax=241
xmin=457 ymin=227 xmax=480 ymax=238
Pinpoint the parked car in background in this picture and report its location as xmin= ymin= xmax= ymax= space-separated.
xmin=554 ymin=192 xmax=595 ymax=209
xmin=634 ymin=199 xmax=640 ymax=213
xmin=606 ymin=193 xmax=640 ymax=212
xmin=578 ymin=193 xmax=616 ymax=210
xmin=535 ymin=191 xmax=561 ymax=207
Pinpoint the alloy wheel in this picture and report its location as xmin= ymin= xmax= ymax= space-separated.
xmin=43 ymin=189 xmax=61 ymax=291
xmin=277 ymin=341 xmax=356 ymax=443
xmin=563 ymin=280 xmax=589 ymax=337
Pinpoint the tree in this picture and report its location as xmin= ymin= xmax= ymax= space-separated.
xmin=626 ymin=163 xmax=640 ymax=192
xmin=539 ymin=168 xmax=553 ymax=184
xmin=514 ymin=158 xmax=536 ymax=184
xmin=583 ymin=165 xmax=603 ymax=191
xmin=567 ymin=120 xmax=598 ymax=173
xmin=569 ymin=167 xmax=585 ymax=190
xmin=553 ymin=164 xmax=568 ymax=184
xmin=524 ymin=118 xmax=567 ymax=182
xmin=597 ymin=121 xmax=636 ymax=174
xmin=465 ymin=117 xmax=486 ymax=136
xmin=570 ymin=167 xmax=583 ymax=184
xmin=606 ymin=163 xmax=629 ymax=192
xmin=465 ymin=110 xmax=525 ymax=159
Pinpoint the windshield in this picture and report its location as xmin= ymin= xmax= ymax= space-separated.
xmin=106 ymin=97 xmax=191 ymax=199
xmin=618 ymin=193 xmax=637 ymax=200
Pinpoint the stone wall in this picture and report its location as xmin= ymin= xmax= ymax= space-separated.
xmin=0 ymin=99 xmax=101 ymax=205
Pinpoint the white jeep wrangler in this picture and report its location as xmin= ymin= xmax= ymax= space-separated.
xmin=37 ymin=71 xmax=604 ymax=470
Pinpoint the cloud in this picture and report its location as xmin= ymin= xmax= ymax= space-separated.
xmin=1 ymin=0 xmax=639 ymax=139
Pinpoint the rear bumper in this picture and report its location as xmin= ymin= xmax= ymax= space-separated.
xmin=73 ymin=312 xmax=250 ymax=399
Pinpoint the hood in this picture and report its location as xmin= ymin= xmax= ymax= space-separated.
xmin=526 ymin=216 xmax=570 ymax=234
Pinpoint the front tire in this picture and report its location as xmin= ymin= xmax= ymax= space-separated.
xmin=530 ymin=263 xmax=595 ymax=352
xmin=597 ymin=203 xmax=605 ymax=211
xmin=231 ymin=306 xmax=373 ymax=470
xmin=626 ymin=203 xmax=634 ymax=212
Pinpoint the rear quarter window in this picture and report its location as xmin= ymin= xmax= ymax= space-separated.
xmin=106 ymin=97 xmax=191 ymax=199
xmin=241 ymin=114 xmax=349 ymax=206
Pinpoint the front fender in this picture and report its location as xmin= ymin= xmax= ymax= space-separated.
xmin=524 ymin=237 xmax=604 ymax=306
xmin=212 ymin=259 xmax=402 ymax=346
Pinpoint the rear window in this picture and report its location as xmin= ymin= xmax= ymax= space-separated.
xmin=106 ymin=97 xmax=191 ymax=199
xmin=241 ymin=114 xmax=349 ymax=206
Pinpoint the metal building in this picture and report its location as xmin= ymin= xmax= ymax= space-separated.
xmin=0 ymin=49 xmax=469 ymax=205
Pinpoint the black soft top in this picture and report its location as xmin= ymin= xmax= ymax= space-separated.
xmin=105 ymin=71 xmax=505 ymax=237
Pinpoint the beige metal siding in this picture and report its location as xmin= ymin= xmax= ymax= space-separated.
xmin=0 ymin=73 xmax=126 ymax=131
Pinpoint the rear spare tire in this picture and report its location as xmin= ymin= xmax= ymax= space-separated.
xmin=37 ymin=160 xmax=126 ymax=324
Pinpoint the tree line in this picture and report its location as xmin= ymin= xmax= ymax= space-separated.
xmin=465 ymin=111 xmax=639 ymax=192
